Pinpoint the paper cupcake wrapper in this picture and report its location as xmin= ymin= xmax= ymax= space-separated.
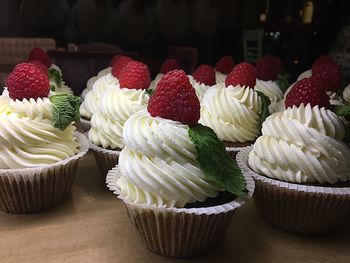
xmin=89 ymin=142 xmax=120 ymax=178
xmin=75 ymin=118 xmax=91 ymax=133
xmin=225 ymin=146 xmax=250 ymax=159
xmin=0 ymin=132 xmax=89 ymax=214
xmin=106 ymin=167 xmax=254 ymax=257
xmin=237 ymin=147 xmax=350 ymax=235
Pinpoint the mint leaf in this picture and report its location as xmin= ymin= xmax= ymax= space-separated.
xmin=146 ymin=88 xmax=154 ymax=96
xmin=50 ymin=85 xmax=56 ymax=91
xmin=276 ymin=73 xmax=290 ymax=93
xmin=48 ymin=68 xmax=62 ymax=88
xmin=256 ymin=91 xmax=271 ymax=133
xmin=188 ymin=124 xmax=247 ymax=197
xmin=50 ymin=94 xmax=81 ymax=130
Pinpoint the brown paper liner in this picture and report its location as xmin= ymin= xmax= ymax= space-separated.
xmin=75 ymin=118 xmax=91 ymax=133
xmin=106 ymin=167 xmax=255 ymax=257
xmin=0 ymin=133 xmax=89 ymax=214
xmin=224 ymin=141 xmax=253 ymax=160
xmin=237 ymin=147 xmax=350 ymax=235
xmin=89 ymin=143 xmax=120 ymax=178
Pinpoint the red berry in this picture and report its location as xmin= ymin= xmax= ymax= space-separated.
xmin=225 ymin=62 xmax=256 ymax=88
xmin=311 ymin=62 xmax=341 ymax=92
xmin=215 ymin=56 xmax=235 ymax=74
xmin=192 ymin=64 xmax=216 ymax=86
xmin=285 ymin=78 xmax=330 ymax=109
xmin=28 ymin=47 xmax=51 ymax=69
xmin=28 ymin=60 xmax=48 ymax=74
xmin=111 ymin=55 xmax=132 ymax=78
xmin=160 ymin=58 xmax=179 ymax=74
xmin=255 ymin=55 xmax=282 ymax=81
xmin=312 ymin=55 xmax=334 ymax=72
xmin=6 ymin=63 xmax=50 ymax=101
xmin=148 ymin=70 xmax=200 ymax=126
xmin=119 ymin=61 xmax=151 ymax=90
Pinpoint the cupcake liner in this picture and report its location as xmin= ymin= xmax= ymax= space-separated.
xmin=225 ymin=146 xmax=250 ymax=159
xmin=0 ymin=132 xmax=89 ymax=214
xmin=75 ymin=118 xmax=91 ymax=133
xmin=89 ymin=142 xmax=120 ymax=178
xmin=237 ymin=147 xmax=350 ymax=235
xmin=106 ymin=167 xmax=254 ymax=257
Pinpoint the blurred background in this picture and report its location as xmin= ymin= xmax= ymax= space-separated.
xmin=0 ymin=0 xmax=349 ymax=93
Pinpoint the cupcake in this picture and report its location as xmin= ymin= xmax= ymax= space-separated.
xmin=200 ymin=62 xmax=267 ymax=158
xmin=79 ymin=55 xmax=131 ymax=121
xmin=254 ymin=55 xmax=285 ymax=113
xmin=81 ymin=67 xmax=112 ymax=100
xmin=88 ymin=60 xmax=150 ymax=177
xmin=28 ymin=47 xmax=73 ymax=95
xmin=148 ymin=58 xmax=179 ymax=92
xmin=188 ymin=64 xmax=216 ymax=101
xmin=214 ymin=56 xmax=235 ymax=83
xmin=343 ymin=83 xmax=350 ymax=104
xmin=237 ymin=77 xmax=350 ymax=235
xmin=0 ymin=62 xmax=88 ymax=213
xmin=106 ymin=70 xmax=253 ymax=257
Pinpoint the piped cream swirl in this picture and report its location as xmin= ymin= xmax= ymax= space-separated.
xmin=188 ymin=75 xmax=210 ymax=101
xmin=117 ymin=110 xmax=222 ymax=208
xmin=215 ymin=71 xmax=226 ymax=84
xmin=249 ymin=104 xmax=350 ymax=184
xmin=88 ymin=87 xmax=149 ymax=149
xmin=200 ymin=83 xmax=262 ymax=142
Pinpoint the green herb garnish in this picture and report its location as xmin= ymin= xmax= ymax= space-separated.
xmin=256 ymin=91 xmax=271 ymax=133
xmin=188 ymin=124 xmax=247 ymax=197
xmin=48 ymin=68 xmax=62 ymax=88
xmin=50 ymin=94 xmax=81 ymax=130
xmin=276 ymin=73 xmax=290 ymax=93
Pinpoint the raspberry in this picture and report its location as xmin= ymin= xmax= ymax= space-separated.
xmin=6 ymin=63 xmax=50 ymax=100
xmin=312 ymin=55 xmax=334 ymax=72
xmin=111 ymin=55 xmax=132 ymax=78
xmin=312 ymin=62 xmax=341 ymax=92
xmin=215 ymin=56 xmax=235 ymax=74
xmin=160 ymin=59 xmax=179 ymax=74
xmin=225 ymin=62 xmax=256 ymax=88
xmin=255 ymin=55 xmax=282 ymax=81
xmin=148 ymin=70 xmax=200 ymax=125
xmin=285 ymin=78 xmax=330 ymax=109
xmin=28 ymin=60 xmax=48 ymax=74
xmin=192 ymin=64 xmax=216 ymax=86
xmin=28 ymin=47 xmax=51 ymax=69
xmin=119 ymin=61 xmax=151 ymax=90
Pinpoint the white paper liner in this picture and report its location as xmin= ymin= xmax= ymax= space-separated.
xmin=0 ymin=132 xmax=89 ymax=213
xmin=237 ymin=146 xmax=350 ymax=195
xmin=106 ymin=166 xmax=254 ymax=215
xmin=89 ymin=141 xmax=121 ymax=156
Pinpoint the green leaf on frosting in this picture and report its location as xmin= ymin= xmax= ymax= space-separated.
xmin=256 ymin=91 xmax=271 ymax=133
xmin=276 ymin=73 xmax=290 ymax=93
xmin=50 ymin=94 xmax=81 ymax=130
xmin=48 ymin=68 xmax=62 ymax=88
xmin=188 ymin=124 xmax=247 ymax=197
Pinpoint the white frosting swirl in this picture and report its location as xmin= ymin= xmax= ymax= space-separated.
xmin=249 ymin=104 xmax=350 ymax=184
xmin=200 ymin=84 xmax=262 ymax=142
xmin=255 ymin=79 xmax=283 ymax=102
xmin=188 ymin=75 xmax=210 ymax=101
xmin=117 ymin=110 xmax=222 ymax=208
xmin=296 ymin=69 xmax=312 ymax=81
xmin=81 ymin=68 xmax=111 ymax=99
xmin=80 ymin=73 xmax=119 ymax=119
xmin=148 ymin=73 xmax=163 ymax=92
xmin=88 ymin=87 xmax=149 ymax=149
xmin=343 ymin=84 xmax=350 ymax=104
xmin=215 ymin=71 xmax=226 ymax=84
xmin=0 ymin=91 xmax=79 ymax=169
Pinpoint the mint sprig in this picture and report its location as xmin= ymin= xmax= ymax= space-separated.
xmin=50 ymin=94 xmax=81 ymax=130
xmin=276 ymin=73 xmax=290 ymax=93
xmin=188 ymin=124 xmax=247 ymax=197
xmin=48 ymin=68 xmax=62 ymax=88
xmin=256 ymin=91 xmax=271 ymax=133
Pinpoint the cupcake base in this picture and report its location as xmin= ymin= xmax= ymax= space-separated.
xmin=0 ymin=132 xmax=89 ymax=214
xmin=224 ymin=141 xmax=254 ymax=159
xmin=75 ymin=118 xmax=91 ymax=133
xmin=89 ymin=143 xmax=120 ymax=178
xmin=106 ymin=167 xmax=254 ymax=257
xmin=237 ymin=147 xmax=350 ymax=235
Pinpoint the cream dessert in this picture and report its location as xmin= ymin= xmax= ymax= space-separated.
xmin=149 ymin=58 xmax=179 ymax=92
xmin=214 ymin=56 xmax=234 ymax=83
xmin=189 ymin=64 xmax=216 ymax=101
xmin=81 ymin=67 xmax=112 ymax=99
xmin=343 ymin=83 xmax=350 ymax=103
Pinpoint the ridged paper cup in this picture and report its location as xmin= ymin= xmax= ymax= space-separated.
xmin=225 ymin=141 xmax=254 ymax=159
xmin=0 ymin=132 xmax=89 ymax=214
xmin=89 ymin=142 xmax=120 ymax=178
xmin=75 ymin=118 xmax=91 ymax=133
xmin=106 ymin=167 xmax=254 ymax=257
xmin=237 ymin=146 xmax=350 ymax=235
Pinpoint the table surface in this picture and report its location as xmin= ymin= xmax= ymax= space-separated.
xmin=1 ymin=152 xmax=350 ymax=263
